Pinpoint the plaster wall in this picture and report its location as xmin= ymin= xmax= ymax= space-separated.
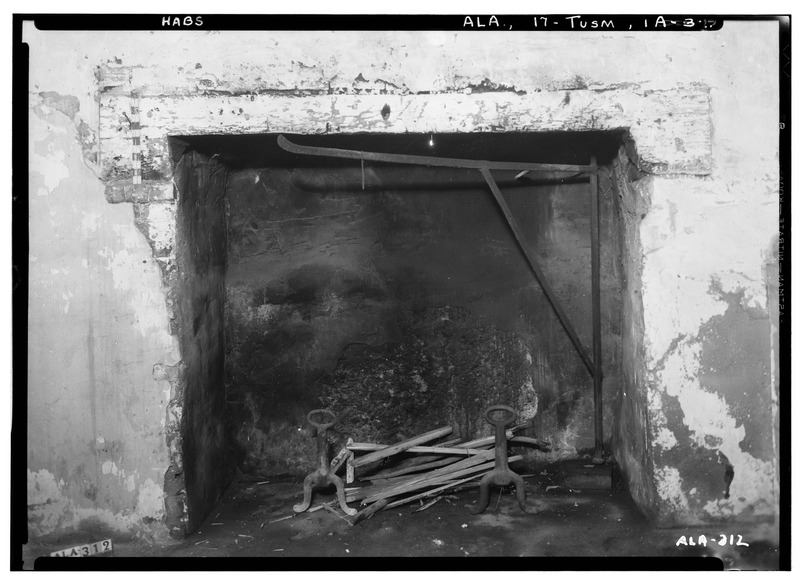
xmin=27 ymin=101 xmax=179 ymax=539
xmin=23 ymin=21 xmax=779 ymax=535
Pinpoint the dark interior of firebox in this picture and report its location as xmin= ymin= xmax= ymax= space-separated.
xmin=170 ymin=131 xmax=628 ymax=531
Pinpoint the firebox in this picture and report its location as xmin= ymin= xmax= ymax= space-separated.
xmin=168 ymin=130 xmax=638 ymax=532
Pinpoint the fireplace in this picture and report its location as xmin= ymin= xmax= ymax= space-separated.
xmin=168 ymin=130 xmax=638 ymax=531
xmin=22 ymin=24 xmax=781 ymax=562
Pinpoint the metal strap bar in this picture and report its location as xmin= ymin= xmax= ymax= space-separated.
xmin=479 ymin=167 xmax=596 ymax=377
xmin=589 ymin=156 xmax=604 ymax=460
xmin=277 ymin=134 xmax=594 ymax=173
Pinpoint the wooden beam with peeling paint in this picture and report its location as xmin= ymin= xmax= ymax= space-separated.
xmin=97 ymin=88 xmax=712 ymax=182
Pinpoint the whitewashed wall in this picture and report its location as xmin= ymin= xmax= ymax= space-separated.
xmin=24 ymin=22 xmax=780 ymax=535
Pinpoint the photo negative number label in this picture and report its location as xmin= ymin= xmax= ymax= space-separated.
xmin=50 ymin=539 xmax=113 ymax=557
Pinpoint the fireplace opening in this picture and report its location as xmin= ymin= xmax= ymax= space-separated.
xmin=169 ymin=130 xmax=645 ymax=534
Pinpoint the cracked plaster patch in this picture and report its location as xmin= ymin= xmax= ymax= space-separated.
xmin=143 ymin=203 xmax=177 ymax=252
xmin=30 ymin=112 xmax=72 ymax=193
xmin=639 ymin=177 xmax=774 ymax=364
xmin=136 ymin=478 xmax=166 ymax=519
xmin=655 ymin=465 xmax=690 ymax=517
xmin=93 ymin=229 xmax=174 ymax=340
xmin=80 ymin=210 xmax=103 ymax=237
xmin=28 ymin=467 xmax=167 ymax=537
xmin=654 ymin=339 xmax=775 ymax=517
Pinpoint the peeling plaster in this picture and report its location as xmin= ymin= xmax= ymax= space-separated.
xmin=654 ymin=339 xmax=775 ymax=517
xmin=28 ymin=468 xmax=63 ymax=506
xmin=655 ymin=466 xmax=691 ymax=518
xmin=655 ymin=426 xmax=678 ymax=450
xmin=30 ymin=111 xmax=71 ymax=193
xmin=25 ymin=22 xmax=779 ymax=536
xmin=640 ymin=177 xmax=775 ymax=363
xmin=27 ymin=470 xmax=72 ymax=536
xmin=136 ymin=478 xmax=166 ymax=519
xmin=28 ymin=96 xmax=176 ymax=540
xmin=140 ymin=203 xmax=177 ymax=252
xmin=92 ymin=225 xmax=175 ymax=339
xmin=96 ymin=248 xmax=136 ymax=290
xmin=27 ymin=468 xmax=168 ymax=538
xmin=97 ymin=88 xmax=713 ymax=182
xmin=80 ymin=210 xmax=102 ymax=236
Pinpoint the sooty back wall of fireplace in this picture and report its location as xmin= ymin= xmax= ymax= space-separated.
xmin=208 ymin=132 xmax=623 ymax=477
